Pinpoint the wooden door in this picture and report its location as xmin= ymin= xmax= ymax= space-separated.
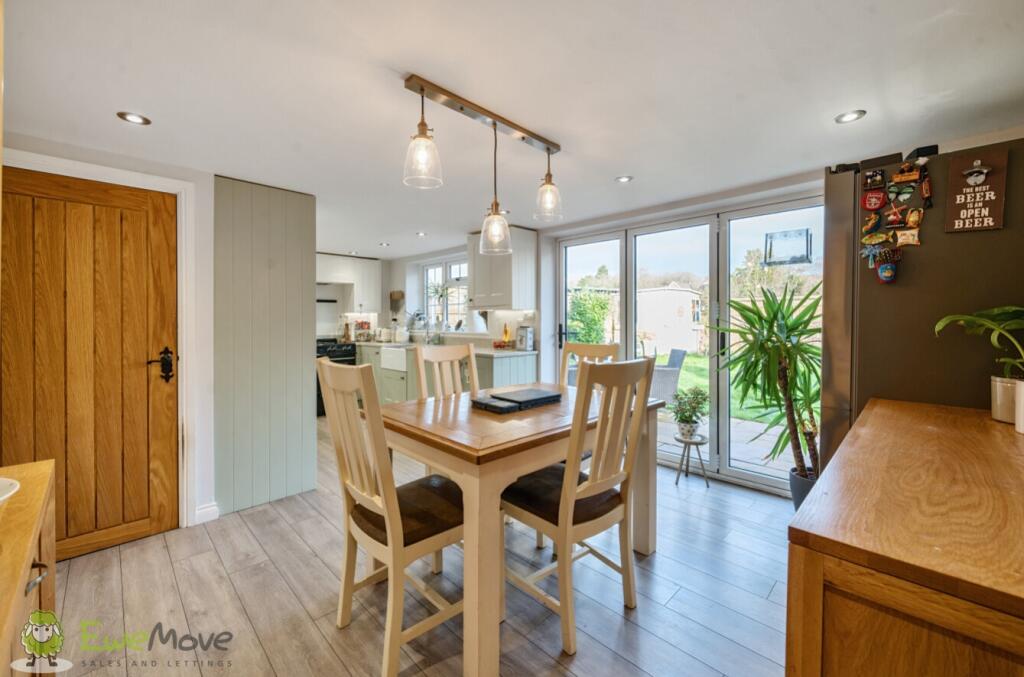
xmin=1 ymin=167 xmax=178 ymax=559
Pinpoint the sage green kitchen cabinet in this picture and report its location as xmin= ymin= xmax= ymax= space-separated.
xmin=476 ymin=353 xmax=537 ymax=389
xmin=356 ymin=345 xmax=382 ymax=385
xmin=380 ymin=369 xmax=408 ymax=404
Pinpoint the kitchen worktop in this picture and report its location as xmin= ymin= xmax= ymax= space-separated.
xmin=354 ymin=341 xmax=414 ymax=348
xmin=474 ymin=348 xmax=538 ymax=357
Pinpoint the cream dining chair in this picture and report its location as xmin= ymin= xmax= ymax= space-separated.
xmin=501 ymin=356 xmax=654 ymax=655
xmin=532 ymin=341 xmax=620 ymax=549
xmin=317 ymin=358 xmax=464 ymax=677
xmin=412 ymin=343 xmax=480 ymax=572
xmin=559 ymin=341 xmax=619 ymax=387
xmin=414 ymin=343 xmax=480 ymax=399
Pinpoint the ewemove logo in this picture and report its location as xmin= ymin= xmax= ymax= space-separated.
xmin=77 ymin=620 xmax=234 ymax=671
xmin=11 ymin=613 xmax=235 ymax=674
xmin=10 ymin=610 xmax=73 ymax=674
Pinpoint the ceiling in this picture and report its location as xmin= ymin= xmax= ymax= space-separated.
xmin=7 ymin=1 xmax=1024 ymax=259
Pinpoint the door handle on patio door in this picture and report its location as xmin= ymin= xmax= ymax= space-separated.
xmin=558 ymin=323 xmax=565 ymax=349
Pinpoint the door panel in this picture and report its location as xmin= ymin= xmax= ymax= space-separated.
xmin=1 ymin=167 xmax=178 ymax=558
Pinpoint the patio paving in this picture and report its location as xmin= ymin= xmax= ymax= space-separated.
xmin=656 ymin=416 xmax=792 ymax=481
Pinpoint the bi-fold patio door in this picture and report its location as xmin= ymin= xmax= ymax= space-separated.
xmin=557 ymin=196 xmax=823 ymax=495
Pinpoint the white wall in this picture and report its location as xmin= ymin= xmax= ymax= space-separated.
xmin=5 ymin=133 xmax=218 ymax=525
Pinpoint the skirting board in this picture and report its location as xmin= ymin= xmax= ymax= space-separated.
xmin=193 ymin=502 xmax=220 ymax=525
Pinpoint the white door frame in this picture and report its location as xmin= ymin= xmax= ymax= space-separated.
xmin=3 ymin=148 xmax=211 ymax=527
xmin=625 ymin=214 xmax=720 ymax=470
xmin=715 ymin=195 xmax=824 ymax=493
xmin=556 ymin=231 xmax=628 ymax=369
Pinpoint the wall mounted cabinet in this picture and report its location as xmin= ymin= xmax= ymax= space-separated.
xmin=467 ymin=226 xmax=537 ymax=310
xmin=316 ymin=254 xmax=382 ymax=313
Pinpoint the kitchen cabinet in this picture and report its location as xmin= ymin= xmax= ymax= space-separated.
xmin=476 ymin=352 xmax=537 ymax=389
xmin=317 ymin=254 xmax=382 ymax=313
xmin=467 ymin=226 xmax=537 ymax=310
xmin=380 ymin=370 xmax=408 ymax=404
xmin=356 ymin=344 xmax=382 ymax=385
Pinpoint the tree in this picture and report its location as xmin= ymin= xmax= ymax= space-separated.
xmin=567 ymin=289 xmax=611 ymax=344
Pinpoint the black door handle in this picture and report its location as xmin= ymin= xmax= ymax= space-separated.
xmin=558 ymin=323 xmax=565 ymax=349
xmin=147 ymin=346 xmax=175 ymax=382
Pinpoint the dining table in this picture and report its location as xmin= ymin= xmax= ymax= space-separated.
xmin=380 ymin=381 xmax=665 ymax=677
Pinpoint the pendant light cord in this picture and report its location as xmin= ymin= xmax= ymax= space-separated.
xmin=420 ymin=89 xmax=425 ymax=123
xmin=547 ymin=147 xmax=551 ymax=175
xmin=492 ymin=121 xmax=498 ymax=204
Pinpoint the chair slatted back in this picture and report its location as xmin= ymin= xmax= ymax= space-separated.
xmin=317 ymin=359 xmax=402 ymax=542
xmin=561 ymin=358 xmax=654 ymax=522
xmin=414 ymin=344 xmax=480 ymax=399
xmin=560 ymin=342 xmax=619 ymax=386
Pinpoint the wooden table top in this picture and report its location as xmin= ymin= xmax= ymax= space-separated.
xmin=0 ymin=461 xmax=54 ymax=644
xmin=381 ymin=382 xmax=665 ymax=464
xmin=789 ymin=399 xmax=1024 ymax=617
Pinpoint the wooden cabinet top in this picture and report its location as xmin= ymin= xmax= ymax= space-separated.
xmin=0 ymin=461 xmax=55 ymax=643
xmin=789 ymin=399 xmax=1024 ymax=617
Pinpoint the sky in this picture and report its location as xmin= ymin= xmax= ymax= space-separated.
xmin=565 ymin=206 xmax=824 ymax=286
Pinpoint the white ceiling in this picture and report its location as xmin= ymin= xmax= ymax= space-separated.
xmin=7 ymin=0 xmax=1024 ymax=259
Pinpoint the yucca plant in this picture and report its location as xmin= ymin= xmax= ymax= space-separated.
xmin=717 ymin=283 xmax=822 ymax=478
xmin=934 ymin=306 xmax=1024 ymax=378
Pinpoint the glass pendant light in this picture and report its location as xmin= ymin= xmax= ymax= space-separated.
xmin=533 ymin=147 xmax=563 ymax=222
xmin=403 ymin=89 xmax=443 ymax=189
xmin=479 ymin=121 xmax=512 ymax=255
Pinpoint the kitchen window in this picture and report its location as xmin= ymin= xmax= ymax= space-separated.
xmin=424 ymin=259 xmax=470 ymax=329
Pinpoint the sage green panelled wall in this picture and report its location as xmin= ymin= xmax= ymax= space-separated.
xmin=214 ymin=176 xmax=316 ymax=514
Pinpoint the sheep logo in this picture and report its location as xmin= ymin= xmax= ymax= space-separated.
xmin=11 ymin=610 xmax=72 ymax=674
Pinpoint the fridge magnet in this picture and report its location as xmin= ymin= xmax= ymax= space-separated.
xmin=905 ymin=207 xmax=924 ymax=229
xmin=862 ymin=212 xmax=882 ymax=235
xmin=860 ymin=244 xmax=885 ymax=268
xmin=862 ymin=169 xmax=886 ymax=191
xmin=884 ymin=201 xmax=907 ymax=227
xmin=861 ymin=189 xmax=888 ymax=211
xmin=861 ymin=231 xmax=894 ymax=246
xmin=892 ymin=161 xmax=921 ymax=183
xmin=945 ymin=148 xmax=1008 ymax=232
xmin=896 ymin=228 xmax=921 ymax=247
xmin=920 ymin=164 xmax=933 ymax=209
xmin=875 ymin=248 xmax=902 ymax=284
xmin=896 ymin=184 xmax=916 ymax=202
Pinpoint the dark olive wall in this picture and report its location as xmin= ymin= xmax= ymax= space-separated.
xmin=853 ymin=138 xmax=1024 ymax=415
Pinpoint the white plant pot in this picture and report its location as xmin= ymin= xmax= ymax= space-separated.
xmin=992 ymin=376 xmax=1018 ymax=423
xmin=677 ymin=422 xmax=698 ymax=440
xmin=1016 ymin=380 xmax=1024 ymax=435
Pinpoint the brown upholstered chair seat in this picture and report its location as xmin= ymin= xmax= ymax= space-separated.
xmin=502 ymin=465 xmax=621 ymax=525
xmin=352 ymin=474 xmax=463 ymax=546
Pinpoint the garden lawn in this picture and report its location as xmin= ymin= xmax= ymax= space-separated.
xmin=663 ymin=353 xmax=781 ymax=424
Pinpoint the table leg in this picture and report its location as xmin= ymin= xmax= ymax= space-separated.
xmin=461 ymin=471 xmax=505 ymax=676
xmin=633 ymin=408 xmax=658 ymax=555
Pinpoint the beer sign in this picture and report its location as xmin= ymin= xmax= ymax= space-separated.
xmin=945 ymin=148 xmax=1007 ymax=232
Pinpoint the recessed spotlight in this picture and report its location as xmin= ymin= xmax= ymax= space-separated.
xmin=116 ymin=111 xmax=151 ymax=126
xmin=416 ymin=231 xmax=426 ymax=238
xmin=379 ymin=242 xmax=391 ymax=248
xmin=834 ymin=109 xmax=866 ymax=124
xmin=615 ymin=175 xmax=634 ymax=183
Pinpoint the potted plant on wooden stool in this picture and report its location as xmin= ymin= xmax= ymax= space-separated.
xmin=717 ymin=283 xmax=823 ymax=510
xmin=671 ymin=386 xmax=709 ymax=439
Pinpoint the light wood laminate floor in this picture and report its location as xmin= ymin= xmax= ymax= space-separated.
xmin=53 ymin=418 xmax=791 ymax=676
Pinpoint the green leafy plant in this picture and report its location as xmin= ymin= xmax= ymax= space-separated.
xmin=934 ymin=306 xmax=1024 ymax=378
xmin=671 ymin=386 xmax=709 ymax=425
xmin=716 ymin=283 xmax=822 ymax=479
xmin=567 ymin=289 xmax=611 ymax=344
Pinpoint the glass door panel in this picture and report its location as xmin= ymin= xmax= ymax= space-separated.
xmin=559 ymin=235 xmax=625 ymax=385
xmin=632 ymin=223 xmax=714 ymax=470
xmin=719 ymin=202 xmax=823 ymax=488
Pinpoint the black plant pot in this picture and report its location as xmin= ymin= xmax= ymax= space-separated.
xmin=789 ymin=467 xmax=817 ymax=511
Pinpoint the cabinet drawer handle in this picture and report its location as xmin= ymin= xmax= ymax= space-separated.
xmin=26 ymin=561 xmax=48 ymax=597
